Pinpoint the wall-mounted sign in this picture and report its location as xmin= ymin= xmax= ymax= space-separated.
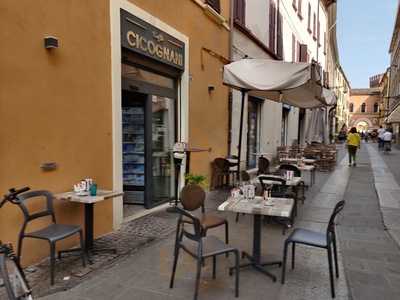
xmin=121 ymin=9 xmax=185 ymax=71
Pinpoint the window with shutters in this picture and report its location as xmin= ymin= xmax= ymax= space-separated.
xmin=313 ymin=13 xmax=316 ymax=40
xmin=234 ymin=0 xmax=246 ymax=25
xmin=374 ymin=103 xmax=379 ymax=113
xmin=292 ymin=34 xmax=296 ymax=62
xmin=307 ymin=3 xmax=312 ymax=33
xmin=292 ymin=0 xmax=297 ymax=11
xmin=361 ymin=103 xmax=366 ymax=113
xmin=206 ymin=0 xmax=221 ymax=13
xmin=299 ymin=44 xmax=308 ymax=62
xmin=269 ymin=2 xmax=276 ymax=53
xmin=317 ymin=21 xmax=321 ymax=46
xmin=277 ymin=12 xmax=283 ymax=58
xmin=298 ymin=0 xmax=303 ymax=19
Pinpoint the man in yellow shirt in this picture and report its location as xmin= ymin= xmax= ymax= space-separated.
xmin=347 ymin=127 xmax=361 ymax=166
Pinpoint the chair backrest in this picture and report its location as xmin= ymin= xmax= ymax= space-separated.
xmin=279 ymin=164 xmax=301 ymax=177
xmin=326 ymin=200 xmax=345 ymax=240
xmin=257 ymin=157 xmax=270 ymax=175
xmin=214 ymin=158 xmax=230 ymax=172
xmin=180 ymin=184 xmax=205 ymax=212
xmin=16 ymin=190 xmax=56 ymax=234
xmin=174 ymin=207 xmax=203 ymax=242
xmin=258 ymin=175 xmax=286 ymax=192
xmin=241 ymin=170 xmax=251 ymax=183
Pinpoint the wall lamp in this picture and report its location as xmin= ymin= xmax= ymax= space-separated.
xmin=44 ymin=36 xmax=59 ymax=49
xmin=208 ymin=85 xmax=215 ymax=93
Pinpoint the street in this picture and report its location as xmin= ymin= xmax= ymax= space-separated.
xmin=35 ymin=143 xmax=400 ymax=300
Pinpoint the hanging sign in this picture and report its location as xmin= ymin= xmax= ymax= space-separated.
xmin=121 ymin=9 xmax=185 ymax=71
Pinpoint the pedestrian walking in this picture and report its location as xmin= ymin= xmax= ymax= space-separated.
xmin=383 ymin=128 xmax=393 ymax=153
xmin=378 ymin=126 xmax=385 ymax=150
xmin=347 ymin=127 xmax=361 ymax=166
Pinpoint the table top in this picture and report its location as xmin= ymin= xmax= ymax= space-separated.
xmin=218 ymin=196 xmax=294 ymax=218
xmin=275 ymin=164 xmax=315 ymax=171
xmin=257 ymin=175 xmax=302 ymax=186
xmin=280 ymin=158 xmax=317 ymax=164
xmin=55 ymin=190 xmax=123 ymax=204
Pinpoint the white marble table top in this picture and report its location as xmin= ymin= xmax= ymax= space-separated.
xmin=280 ymin=158 xmax=317 ymax=164
xmin=275 ymin=164 xmax=315 ymax=172
xmin=55 ymin=190 xmax=123 ymax=204
xmin=218 ymin=196 xmax=294 ymax=218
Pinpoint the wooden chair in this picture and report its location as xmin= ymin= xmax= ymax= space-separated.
xmin=212 ymin=158 xmax=236 ymax=188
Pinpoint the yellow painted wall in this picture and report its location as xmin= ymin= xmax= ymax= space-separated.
xmin=0 ymin=0 xmax=113 ymax=265
xmin=0 ymin=0 xmax=230 ymax=265
xmin=128 ymin=0 xmax=231 ymax=179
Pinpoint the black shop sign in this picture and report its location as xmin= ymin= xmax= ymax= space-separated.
xmin=121 ymin=9 xmax=185 ymax=71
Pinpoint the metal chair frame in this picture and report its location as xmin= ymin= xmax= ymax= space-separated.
xmin=169 ymin=207 xmax=240 ymax=300
xmin=281 ymin=200 xmax=345 ymax=298
xmin=15 ymin=190 xmax=86 ymax=285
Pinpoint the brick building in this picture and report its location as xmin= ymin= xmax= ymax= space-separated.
xmin=349 ymin=87 xmax=383 ymax=132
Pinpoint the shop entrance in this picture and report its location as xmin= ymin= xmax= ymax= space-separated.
xmin=121 ymin=62 xmax=176 ymax=212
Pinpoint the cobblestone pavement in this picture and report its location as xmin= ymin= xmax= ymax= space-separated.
xmin=37 ymin=146 xmax=352 ymax=300
xmin=338 ymin=144 xmax=400 ymax=300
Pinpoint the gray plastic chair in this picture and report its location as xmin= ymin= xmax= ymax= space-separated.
xmin=281 ymin=200 xmax=345 ymax=298
xmin=169 ymin=207 xmax=240 ymax=300
xmin=15 ymin=190 xmax=86 ymax=285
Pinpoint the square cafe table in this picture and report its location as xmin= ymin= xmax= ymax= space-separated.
xmin=55 ymin=190 xmax=123 ymax=261
xmin=218 ymin=196 xmax=294 ymax=281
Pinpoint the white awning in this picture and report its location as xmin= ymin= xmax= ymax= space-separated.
xmin=387 ymin=104 xmax=400 ymax=123
xmin=223 ymin=59 xmax=326 ymax=108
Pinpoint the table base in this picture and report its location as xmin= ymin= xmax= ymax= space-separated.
xmin=229 ymin=251 xmax=282 ymax=282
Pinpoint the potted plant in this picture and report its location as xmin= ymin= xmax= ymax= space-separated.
xmin=185 ymin=173 xmax=208 ymax=189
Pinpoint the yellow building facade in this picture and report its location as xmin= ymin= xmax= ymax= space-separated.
xmin=0 ymin=0 xmax=230 ymax=265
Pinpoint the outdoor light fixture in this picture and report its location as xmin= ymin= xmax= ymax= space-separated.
xmin=208 ymin=85 xmax=215 ymax=93
xmin=44 ymin=36 xmax=59 ymax=49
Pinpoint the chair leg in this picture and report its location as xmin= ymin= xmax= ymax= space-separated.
xmin=327 ymin=246 xmax=335 ymax=298
xmin=169 ymin=246 xmax=180 ymax=289
xmin=234 ymin=250 xmax=240 ymax=298
xmin=50 ymin=242 xmax=56 ymax=285
xmin=332 ymin=236 xmax=339 ymax=278
xmin=212 ymin=256 xmax=216 ymax=279
xmin=79 ymin=230 xmax=86 ymax=268
xmin=17 ymin=236 xmax=24 ymax=265
xmin=225 ymin=221 xmax=230 ymax=257
xmin=225 ymin=221 xmax=229 ymax=244
xmin=281 ymin=241 xmax=289 ymax=284
xmin=194 ymin=246 xmax=203 ymax=300
xmin=291 ymin=242 xmax=296 ymax=270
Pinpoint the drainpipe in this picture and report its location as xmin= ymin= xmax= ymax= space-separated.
xmin=228 ymin=0 xmax=234 ymax=155
xmin=316 ymin=0 xmax=320 ymax=63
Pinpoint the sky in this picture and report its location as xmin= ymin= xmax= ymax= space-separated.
xmin=337 ymin=0 xmax=398 ymax=88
